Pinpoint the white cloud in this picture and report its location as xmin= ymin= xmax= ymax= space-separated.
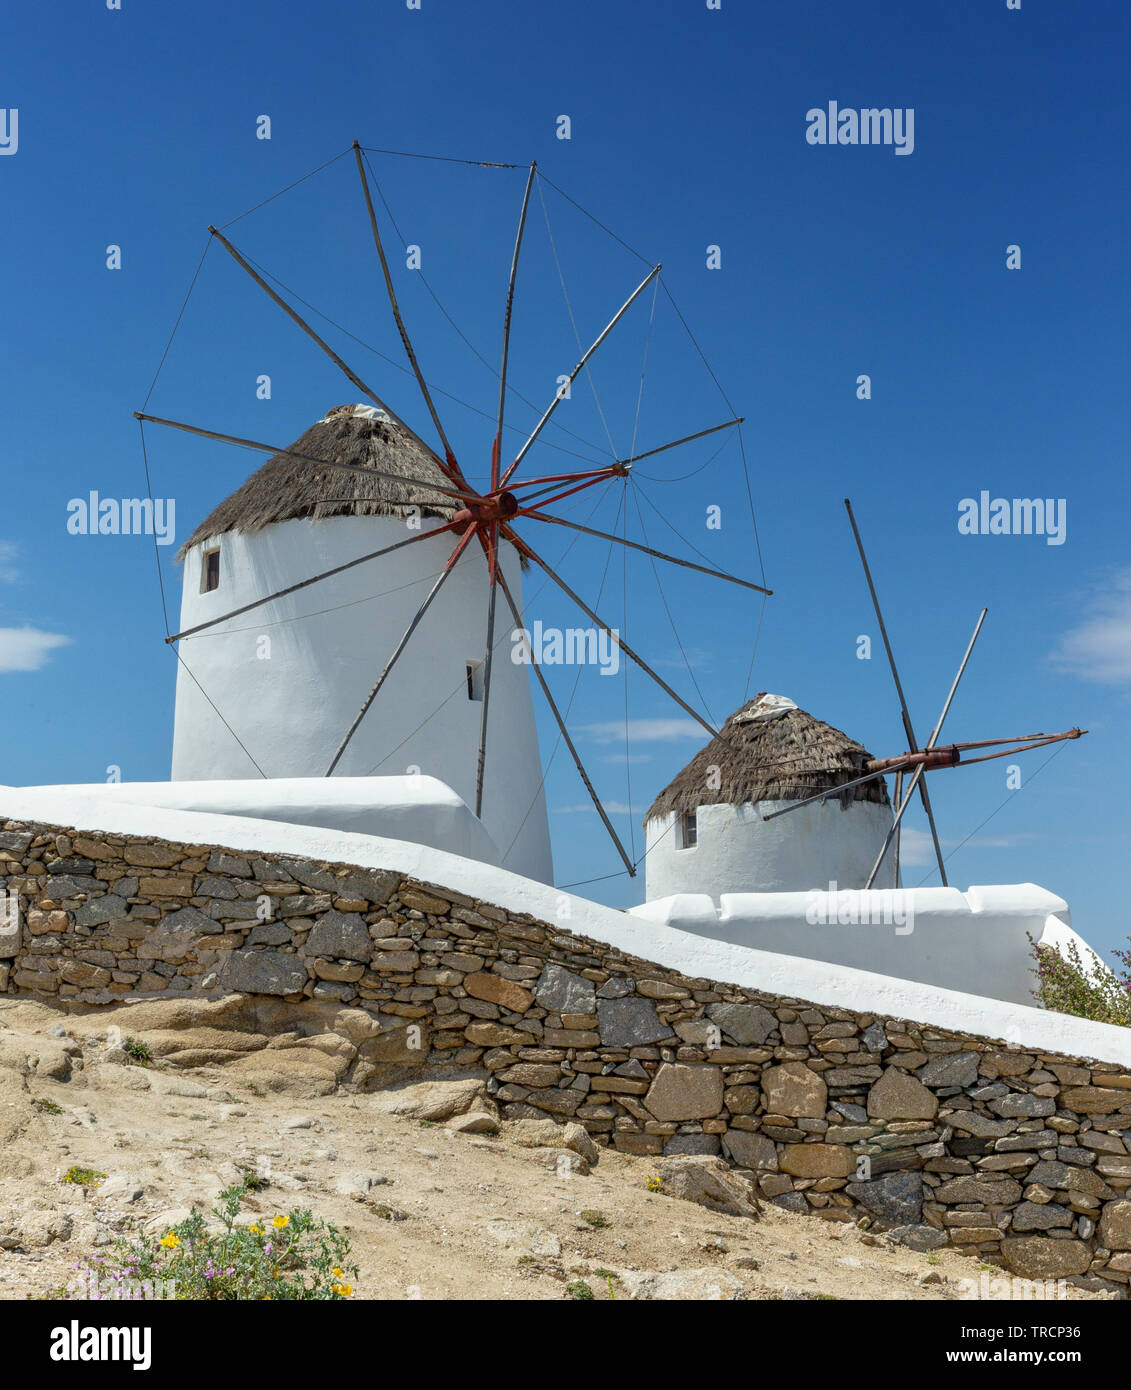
xmin=0 ymin=626 xmax=71 ymax=672
xmin=898 ymin=825 xmax=1037 ymax=870
xmin=580 ymin=718 xmax=706 ymax=744
xmin=961 ymin=832 xmax=1039 ymax=850
xmin=895 ymin=827 xmax=933 ymax=867
xmin=0 ymin=543 xmax=20 ymax=584
xmin=1050 ymin=569 xmax=1131 ymax=683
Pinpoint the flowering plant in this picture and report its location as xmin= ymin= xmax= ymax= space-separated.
xmin=60 ymin=1182 xmax=357 ymax=1301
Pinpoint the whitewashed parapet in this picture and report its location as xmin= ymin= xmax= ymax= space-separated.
xmin=631 ymin=885 xmax=1081 ymax=1007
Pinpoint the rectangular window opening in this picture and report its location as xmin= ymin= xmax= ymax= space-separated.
xmin=680 ymin=810 xmax=698 ymax=849
xmin=466 ymin=660 xmax=484 ymax=702
xmin=201 ymin=547 xmax=221 ymax=593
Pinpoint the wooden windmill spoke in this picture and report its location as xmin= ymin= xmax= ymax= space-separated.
xmin=864 ymin=608 xmax=988 ymax=889
xmin=510 ymin=473 xmax=624 ymax=513
xmin=353 ymin=144 xmax=467 ymax=485
xmin=517 ymin=510 xmax=773 ymax=596
xmin=764 ymin=726 xmax=1085 ymax=823
xmin=617 ymin=417 xmax=744 ymax=468
xmin=845 ymin=497 xmax=947 ymax=886
xmin=506 ymin=466 xmax=625 ymax=510
xmin=507 ymin=465 xmax=622 ymax=492
xmin=474 ymin=528 xmax=500 ymax=818
xmin=495 ymin=567 xmax=635 ymax=876
xmin=891 ymin=767 xmax=906 ymax=889
xmin=501 ymin=525 xmax=725 ymax=747
xmin=207 ymin=225 xmax=469 ymax=494
xmin=921 ymin=609 xmax=987 ymax=754
xmin=134 ymin=412 xmax=476 ymax=504
xmin=499 ymin=263 xmax=662 ymax=487
xmin=493 ymin=161 xmax=537 ymax=491
xmin=326 ymin=525 xmax=480 ymax=776
xmin=167 ymin=518 xmax=466 ymax=643
xmin=957 ymin=729 xmax=1085 ymax=765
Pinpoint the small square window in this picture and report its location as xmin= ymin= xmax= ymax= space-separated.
xmin=680 ymin=810 xmax=698 ymax=849
xmin=466 ymin=660 xmax=484 ymax=701
xmin=201 ymin=548 xmax=221 ymax=593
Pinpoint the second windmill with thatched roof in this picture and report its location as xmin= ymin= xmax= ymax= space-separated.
xmin=643 ymin=692 xmax=898 ymax=900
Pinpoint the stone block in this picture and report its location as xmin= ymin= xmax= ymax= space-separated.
xmin=645 ymin=1063 xmax=725 ymax=1122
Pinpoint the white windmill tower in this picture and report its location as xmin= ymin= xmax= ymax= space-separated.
xmin=169 ymin=402 xmax=553 ymax=882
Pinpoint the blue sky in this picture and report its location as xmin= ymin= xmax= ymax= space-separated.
xmin=0 ymin=1 xmax=1127 ymax=970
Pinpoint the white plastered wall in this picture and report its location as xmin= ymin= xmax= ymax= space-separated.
xmin=644 ymin=798 xmax=896 ymax=899
xmin=171 ymin=514 xmax=551 ymax=883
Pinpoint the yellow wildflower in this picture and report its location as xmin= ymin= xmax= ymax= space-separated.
xmin=159 ymin=1233 xmax=180 ymax=1249
xmin=332 ymin=1282 xmax=353 ymax=1298
xmin=272 ymin=1215 xmax=289 ymax=1229
xmin=332 ymin=1267 xmax=344 ymax=1279
xmin=248 ymin=1224 xmax=263 ymax=1235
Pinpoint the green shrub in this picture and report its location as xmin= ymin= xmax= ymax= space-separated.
xmin=71 ymin=1182 xmax=358 ymax=1301
xmin=1029 ymin=933 xmax=1131 ymax=1027
xmin=122 ymin=1037 xmax=153 ymax=1065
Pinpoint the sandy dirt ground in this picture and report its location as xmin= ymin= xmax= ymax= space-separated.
xmin=0 ymin=996 xmax=1110 ymax=1302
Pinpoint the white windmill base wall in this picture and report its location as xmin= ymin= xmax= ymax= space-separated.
xmin=644 ymin=799 xmax=896 ymax=900
xmin=629 ymin=884 xmax=1097 ymax=1007
xmin=16 ymin=776 xmax=501 ymax=868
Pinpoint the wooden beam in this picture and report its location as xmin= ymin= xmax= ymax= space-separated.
xmin=502 ymin=525 xmax=726 ymax=748
xmin=495 ymin=567 xmax=635 ymax=876
xmin=517 ymin=509 xmax=772 ymax=595
xmin=493 ymin=161 xmax=537 ymax=490
xmin=500 ymin=263 xmax=661 ymax=485
xmin=207 ymin=224 xmax=469 ymax=492
xmin=353 ymin=143 xmax=464 ymax=481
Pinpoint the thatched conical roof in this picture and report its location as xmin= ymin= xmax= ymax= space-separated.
xmin=644 ymin=693 xmax=889 ymax=825
xmin=178 ymin=404 xmax=458 ymax=559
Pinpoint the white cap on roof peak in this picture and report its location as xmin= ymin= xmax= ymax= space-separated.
xmin=319 ymin=403 xmax=393 ymax=425
xmin=732 ymin=692 xmax=798 ymax=724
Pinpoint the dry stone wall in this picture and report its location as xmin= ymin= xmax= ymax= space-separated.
xmin=2 ymin=817 xmax=1130 ymax=1293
